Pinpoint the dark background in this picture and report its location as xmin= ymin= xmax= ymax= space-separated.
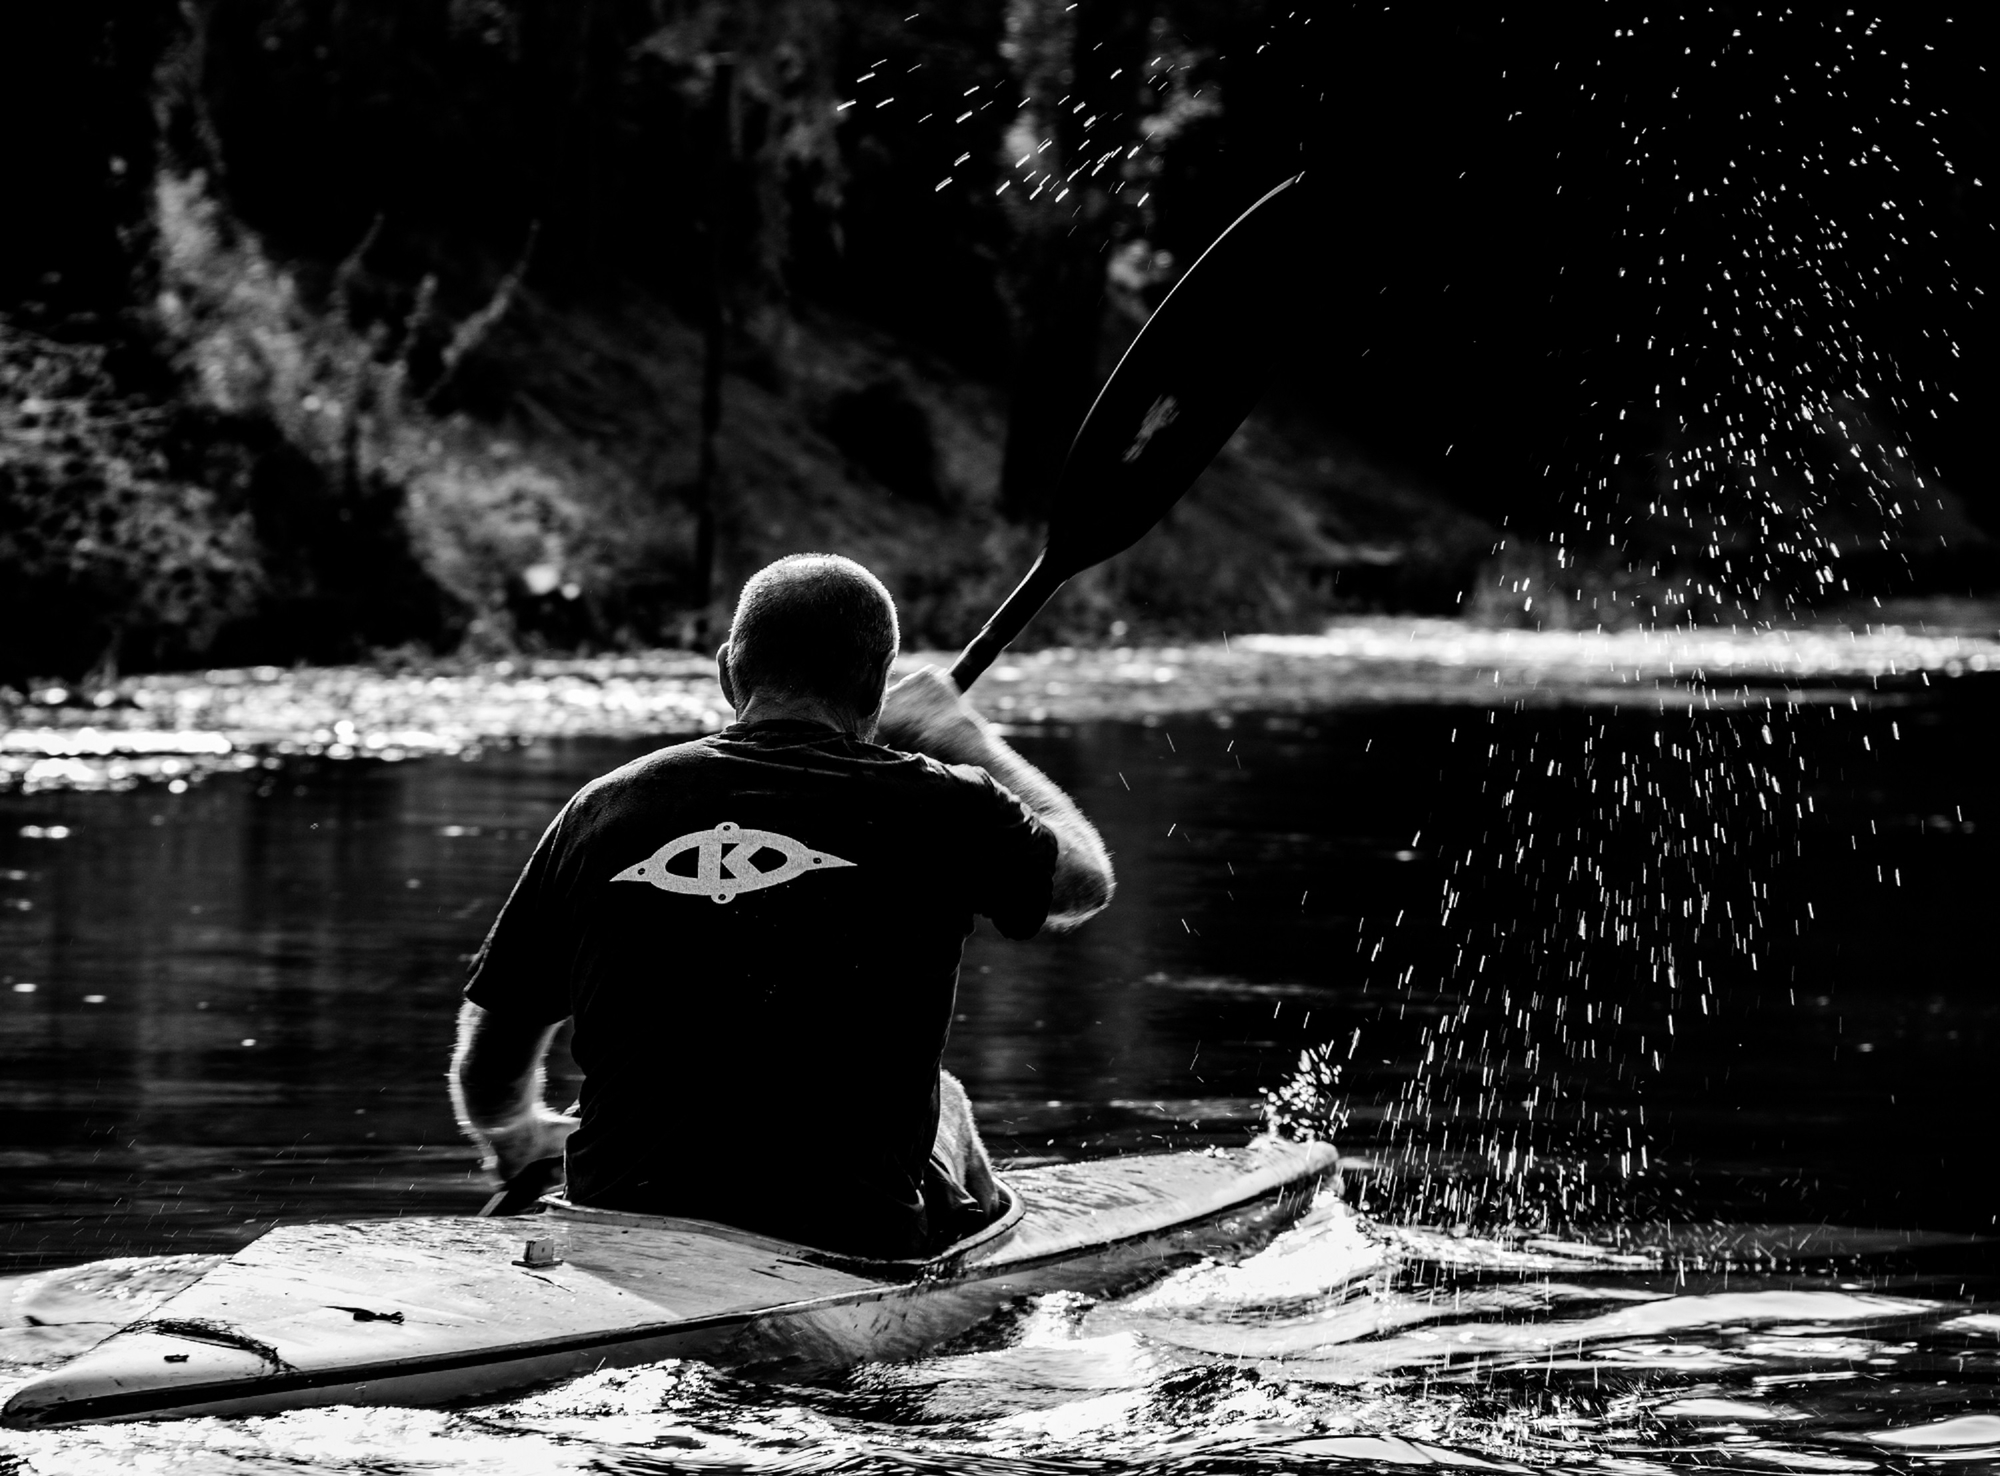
xmin=1 ymin=3 xmax=1990 ymax=679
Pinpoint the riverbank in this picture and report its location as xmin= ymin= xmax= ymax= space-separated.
xmin=4 ymin=606 xmax=1996 ymax=794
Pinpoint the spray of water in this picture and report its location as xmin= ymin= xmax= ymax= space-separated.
xmin=1273 ymin=8 xmax=1978 ymax=1236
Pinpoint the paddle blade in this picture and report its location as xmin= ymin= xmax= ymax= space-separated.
xmin=949 ymin=173 xmax=1310 ymax=691
xmin=1046 ymin=173 xmax=1310 ymax=574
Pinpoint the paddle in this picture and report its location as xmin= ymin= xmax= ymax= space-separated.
xmin=948 ymin=172 xmax=1310 ymax=691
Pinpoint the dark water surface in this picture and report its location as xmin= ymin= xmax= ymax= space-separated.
xmin=2 ymin=666 xmax=1995 ymax=1470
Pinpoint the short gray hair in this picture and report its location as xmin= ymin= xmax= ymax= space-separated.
xmin=726 ymin=554 xmax=900 ymax=712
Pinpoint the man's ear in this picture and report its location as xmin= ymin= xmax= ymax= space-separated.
xmin=865 ymin=651 xmax=899 ymax=718
xmin=716 ymin=641 xmax=739 ymax=711
xmin=851 ymin=654 xmax=896 ymax=741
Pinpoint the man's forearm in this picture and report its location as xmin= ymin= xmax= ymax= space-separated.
xmin=450 ymin=1000 xmax=581 ymax=1181
xmin=970 ymin=736 xmax=1115 ymax=928
xmin=877 ymin=666 xmax=1114 ymax=928
xmin=450 ymin=1000 xmax=562 ymax=1134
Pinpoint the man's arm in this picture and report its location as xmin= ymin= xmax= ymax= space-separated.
xmin=449 ymin=1000 xmax=578 ymax=1182
xmin=878 ymin=667 xmax=1114 ymax=930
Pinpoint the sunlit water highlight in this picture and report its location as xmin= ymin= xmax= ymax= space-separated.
xmin=4 ymin=609 xmax=1995 ymax=792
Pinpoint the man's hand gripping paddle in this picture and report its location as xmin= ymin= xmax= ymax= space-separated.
xmin=948 ymin=173 xmax=1308 ymax=691
xmin=477 ymin=1154 xmax=565 ymax=1218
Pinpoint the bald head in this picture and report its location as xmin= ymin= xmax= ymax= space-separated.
xmin=722 ymin=554 xmax=900 ymax=719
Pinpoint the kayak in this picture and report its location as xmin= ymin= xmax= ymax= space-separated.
xmin=2 ymin=1137 xmax=1337 ymax=1427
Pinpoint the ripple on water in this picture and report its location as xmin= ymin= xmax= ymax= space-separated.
xmin=1856 ymin=1412 xmax=2000 ymax=1448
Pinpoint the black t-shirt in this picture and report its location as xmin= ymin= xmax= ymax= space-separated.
xmin=464 ymin=718 xmax=1059 ymax=1257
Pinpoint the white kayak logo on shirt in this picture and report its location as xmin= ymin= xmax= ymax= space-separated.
xmin=610 ymin=821 xmax=855 ymax=904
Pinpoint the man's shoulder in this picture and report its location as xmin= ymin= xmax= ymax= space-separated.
xmin=565 ymin=732 xmax=1009 ymax=829
xmin=568 ymin=734 xmax=728 ymax=813
xmin=922 ymin=757 xmax=1052 ymax=845
xmin=890 ymin=748 xmax=983 ymax=786
xmin=865 ymin=747 xmax=1020 ymax=806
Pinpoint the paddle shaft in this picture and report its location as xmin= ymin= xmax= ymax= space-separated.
xmin=947 ymin=553 xmax=1066 ymax=691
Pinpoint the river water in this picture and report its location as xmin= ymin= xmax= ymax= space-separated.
xmin=1 ymin=622 xmax=1995 ymax=1471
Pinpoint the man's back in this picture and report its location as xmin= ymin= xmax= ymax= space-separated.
xmin=465 ymin=717 xmax=1056 ymax=1257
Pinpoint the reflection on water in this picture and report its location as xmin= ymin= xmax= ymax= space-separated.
xmin=0 ymin=646 xmax=1994 ymax=1471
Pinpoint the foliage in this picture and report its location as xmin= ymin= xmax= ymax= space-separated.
xmin=628 ymin=0 xmax=846 ymax=300
xmin=0 ymin=0 xmax=1556 ymax=680
xmin=0 ymin=321 xmax=260 ymax=681
xmin=148 ymin=171 xmax=490 ymax=662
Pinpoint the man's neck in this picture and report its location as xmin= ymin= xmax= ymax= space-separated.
xmin=733 ymin=691 xmax=878 ymax=741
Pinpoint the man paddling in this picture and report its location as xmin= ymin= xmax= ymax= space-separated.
xmin=450 ymin=553 xmax=1115 ymax=1258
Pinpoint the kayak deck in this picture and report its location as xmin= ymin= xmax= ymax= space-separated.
xmin=3 ymin=1138 xmax=1338 ymax=1427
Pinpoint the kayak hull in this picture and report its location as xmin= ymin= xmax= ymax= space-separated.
xmin=3 ymin=1139 xmax=1338 ymax=1427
